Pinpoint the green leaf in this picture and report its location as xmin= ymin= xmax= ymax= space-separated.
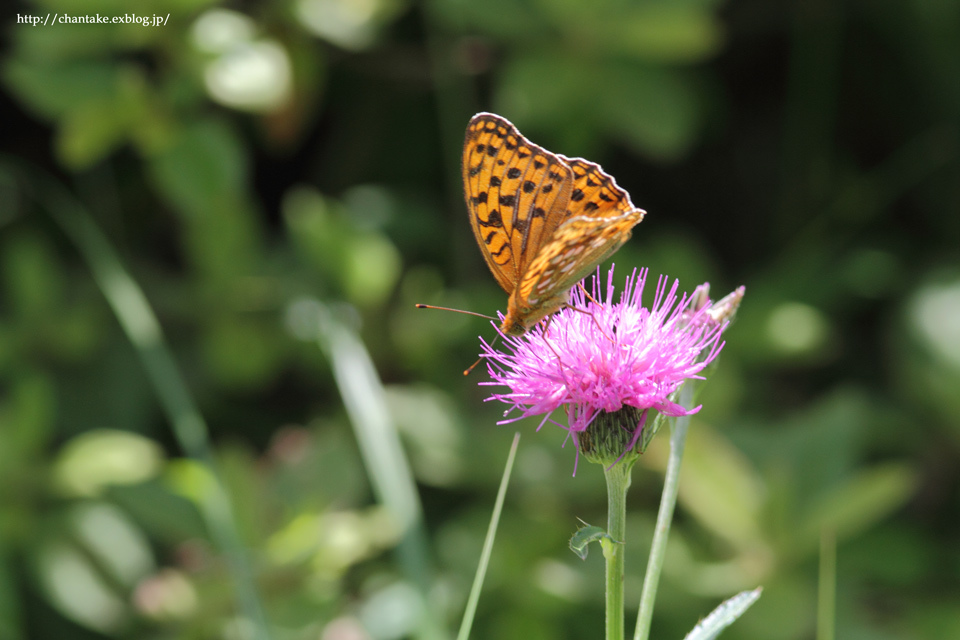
xmin=497 ymin=53 xmax=600 ymax=131
xmin=683 ymin=587 xmax=763 ymax=640
xmin=284 ymin=186 xmax=402 ymax=306
xmin=343 ymin=232 xmax=402 ymax=307
xmin=56 ymin=98 xmax=130 ymax=168
xmin=148 ymin=120 xmax=263 ymax=279
xmin=428 ymin=0 xmax=546 ymax=39
xmin=1 ymin=374 xmax=56 ymax=462
xmin=201 ymin=317 xmax=287 ymax=389
xmin=644 ymin=422 xmax=765 ymax=546
xmin=798 ymin=463 xmax=918 ymax=552
xmin=2 ymin=59 xmax=119 ymax=119
xmin=35 ymin=503 xmax=156 ymax=633
xmin=108 ymin=481 xmax=207 ymax=543
xmin=284 ymin=187 xmax=351 ymax=280
xmin=53 ymin=429 xmax=165 ymax=497
xmin=536 ymin=0 xmax=723 ymax=63
xmin=1 ymin=231 xmax=63 ymax=319
xmin=35 ymin=540 xmax=129 ymax=634
xmin=148 ymin=119 xmax=248 ymax=215
xmin=568 ymin=523 xmax=616 ymax=560
xmin=595 ymin=64 xmax=702 ymax=160
xmin=497 ymin=54 xmax=702 ymax=159
xmin=603 ymin=7 xmax=723 ymax=62
xmin=0 ymin=551 xmax=23 ymax=639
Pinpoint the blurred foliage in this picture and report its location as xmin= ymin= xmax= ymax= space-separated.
xmin=1 ymin=0 xmax=959 ymax=638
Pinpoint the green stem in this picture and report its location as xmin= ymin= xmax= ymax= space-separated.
xmin=603 ymin=460 xmax=632 ymax=640
xmin=633 ymin=384 xmax=695 ymax=640
xmin=817 ymin=528 xmax=836 ymax=640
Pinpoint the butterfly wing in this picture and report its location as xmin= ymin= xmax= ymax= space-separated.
xmin=513 ymin=156 xmax=646 ymax=317
xmin=463 ymin=113 xmax=573 ymax=294
xmin=559 ymin=155 xmax=643 ymax=221
xmin=514 ymin=211 xmax=644 ymax=315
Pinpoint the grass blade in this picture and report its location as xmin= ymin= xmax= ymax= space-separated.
xmin=683 ymin=588 xmax=762 ymax=640
xmin=457 ymin=432 xmax=521 ymax=640
xmin=10 ymin=164 xmax=271 ymax=639
xmin=817 ymin=528 xmax=836 ymax=640
xmin=311 ymin=302 xmax=445 ymax=640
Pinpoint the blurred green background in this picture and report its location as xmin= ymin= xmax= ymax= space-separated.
xmin=1 ymin=0 xmax=959 ymax=638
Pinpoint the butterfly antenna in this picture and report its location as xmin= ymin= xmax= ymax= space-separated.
xmin=463 ymin=357 xmax=483 ymax=376
xmin=415 ymin=304 xmax=496 ymax=320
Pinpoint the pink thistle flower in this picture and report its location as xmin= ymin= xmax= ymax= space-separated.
xmin=480 ymin=266 xmax=740 ymax=471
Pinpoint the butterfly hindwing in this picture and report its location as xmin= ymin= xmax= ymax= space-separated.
xmin=516 ymin=209 xmax=644 ymax=311
xmin=514 ymin=156 xmax=646 ymax=312
xmin=560 ymin=155 xmax=642 ymax=220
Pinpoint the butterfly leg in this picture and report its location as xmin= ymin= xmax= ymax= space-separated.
xmin=537 ymin=316 xmax=567 ymax=366
xmin=538 ymin=323 xmax=579 ymax=392
xmin=539 ymin=313 xmax=555 ymax=338
xmin=561 ymin=303 xmax=615 ymax=344
xmin=577 ymin=281 xmax=601 ymax=306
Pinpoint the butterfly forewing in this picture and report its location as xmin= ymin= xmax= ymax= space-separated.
xmin=463 ymin=113 xmax=573 ymax=294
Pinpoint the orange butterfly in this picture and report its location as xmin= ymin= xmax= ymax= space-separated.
xmin=463 ymin=113 xmax=646 ymax=336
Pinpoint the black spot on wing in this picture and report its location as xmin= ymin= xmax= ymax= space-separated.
xmin=481 ymin=209 xmax=503 ymax=227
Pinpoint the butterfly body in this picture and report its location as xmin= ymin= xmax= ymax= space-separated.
xmin=462 ymin=113 xmax=646 ymax=336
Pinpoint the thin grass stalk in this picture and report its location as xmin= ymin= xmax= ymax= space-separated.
xmin=632 ymin=383 xmax=695 ymax=640
xmin=457 ymin=432 xmax=521 ymax=640
xmin=14 ymin=166 xmax=271 ymax=639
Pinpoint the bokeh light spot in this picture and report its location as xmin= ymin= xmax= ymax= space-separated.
xmin=766 ymin=302 xmax=829 ymax=355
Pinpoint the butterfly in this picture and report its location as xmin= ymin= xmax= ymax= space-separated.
xmin=463 ymin=113 xmax=646 ymax=336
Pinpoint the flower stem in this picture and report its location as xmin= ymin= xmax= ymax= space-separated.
xmin=633 ymin=384 xmax=694 ymax=640
xmin=603 ymin=460 xmax=632 ymax=640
